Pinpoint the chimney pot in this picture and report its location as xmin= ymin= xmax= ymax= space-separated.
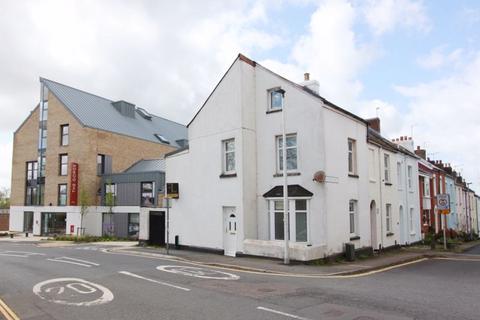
xmin=400 ymin=136 xmax=404 ymax=141
xmin=304 ymin=73 xmax=310 ymax=81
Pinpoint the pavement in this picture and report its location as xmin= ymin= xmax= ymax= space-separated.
xmin=1 ymin=241 xmax=480 ymax=319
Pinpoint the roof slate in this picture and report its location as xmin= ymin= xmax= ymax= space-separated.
xmin=41 ymin=78 xmax=187 ymax=148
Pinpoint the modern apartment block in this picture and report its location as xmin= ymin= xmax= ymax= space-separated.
xmin=10 ymin=78 xmax=187 ymax=237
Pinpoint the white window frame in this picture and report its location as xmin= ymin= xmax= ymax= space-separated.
xmin=268 ymin=88 xmax=283 ymax=111
xmin=368 ymin=148 xmax=376 ymax=182
xmin=407 ymin=165 xmax=413 ymax=190
xmin=424 ymin=177 xmax=430 ymax=197
xmin=384 ymin=154 xmax=391 ymax=183
xmin=222 ymin=138 xmax=235 ymax=174
xmin=397 ymin=161 xmax=403 ymax=190
xmin=348 ymin=139 xmax=357 ymax=175
xmin=409 ymin=207 xmax=415 ymax=234
xmin=386 ymin=203 xmax=392 ymax=233
xmin=268 ymin=198 xmax=310 ymax=243
xmin=349 ymin=200 xmax=358 ymax=237
xmin=276 ymin=133 xmax=298 ymax=173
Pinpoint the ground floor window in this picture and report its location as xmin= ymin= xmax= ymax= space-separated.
xmin=409 ymin=208 xmax=414 ymax=232
xmin=349 ymin=200 xmax=358 ymax=237
xmin=41 ymin=212 xmax=66 ymax=236
xmin=269 ymin=198 xmax=310 ymax=242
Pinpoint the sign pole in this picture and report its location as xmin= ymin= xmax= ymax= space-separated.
xmin=443 ymin=213 xmax=447 ymax=250
xmin=166 ymin=197 xmax=170 ymax=255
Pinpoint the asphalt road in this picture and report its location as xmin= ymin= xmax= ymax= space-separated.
xmin=1 ymin=242 xmax=480 ymax=320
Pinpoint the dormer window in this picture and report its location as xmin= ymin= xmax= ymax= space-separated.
xmin=268 ymin=88 xmax=284 ymax=111
xmin=154 ymin=134 xmax=170 ymax=144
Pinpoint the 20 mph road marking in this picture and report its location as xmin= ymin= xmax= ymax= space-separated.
xmin=119 ymin=271 xmax=191 ymax=292
xmin=257 ymin=307 xmax=311 ymax=320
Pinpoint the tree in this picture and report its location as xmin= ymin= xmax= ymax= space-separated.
xmin=78 ymin=185 xmax=90 ymax=236
xmin=0 ymin=188 xmax=10 ymax=209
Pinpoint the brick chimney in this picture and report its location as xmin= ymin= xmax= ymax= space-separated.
xmin=415 ymin=146 xmax=426 ymax=159
xmin=366 ymin=118 xmax=381 ymax=133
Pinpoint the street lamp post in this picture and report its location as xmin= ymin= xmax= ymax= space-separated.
xmin=466 ymin=182 xmax=472 ymax=239
xmin=276 ymin=88 xmax=289 ymax=265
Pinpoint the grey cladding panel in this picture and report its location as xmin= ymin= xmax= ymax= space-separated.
xmin=116 ymin=183 xmax=141 ymax=206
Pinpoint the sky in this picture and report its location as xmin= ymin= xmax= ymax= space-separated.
xmin=1 ymin=0 xmax=480 ymax=192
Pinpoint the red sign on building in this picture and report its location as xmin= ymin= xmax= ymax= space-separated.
xmin=70 ymin=163 xmax=79 ymax=205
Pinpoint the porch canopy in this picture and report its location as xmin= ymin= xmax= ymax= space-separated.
xmin=262 ymin=184 xmax=313 ymax=198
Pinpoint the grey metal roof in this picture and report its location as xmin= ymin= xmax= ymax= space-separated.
xmin=125 ymin=159 xmax=165 ymax=173
xmin=40 ymin=78 xmax=187 ymax=148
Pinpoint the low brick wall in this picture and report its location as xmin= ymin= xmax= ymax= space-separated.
xmin=0 ymin=213 xmax=9 ymax=231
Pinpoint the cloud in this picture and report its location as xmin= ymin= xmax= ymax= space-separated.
xmin=417 ymin=46 xmax=464 ymax=70
xmin=395 ymin=51 xmax=480 ymax=189
xmin=363 ymin=0 xmax=431 ymax=36
xmin=0 ymin=0 xmax=282 ymax=189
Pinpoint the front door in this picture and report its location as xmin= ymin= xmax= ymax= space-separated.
xmin=24 ymin=211 xmax=34 ymax=233
xmin=399 ymin=206 xmax=406 ymax=244
xmin=149 ymin=212 xmax=165 ymax=246
xmin=223 ymin=207 xmax=237 ymax=257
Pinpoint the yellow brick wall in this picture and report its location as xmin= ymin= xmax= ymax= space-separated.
xmin=10 ymin=107 xmax=40 ymax=206
xmin=11 ymin=90 xmax=177 ymax=207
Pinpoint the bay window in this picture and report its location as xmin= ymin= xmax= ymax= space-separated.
xmin=268 ymin=198 xmax=309 ymax=242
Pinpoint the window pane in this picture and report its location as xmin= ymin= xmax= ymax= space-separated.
xmin=274 ymin=200 xmax=283 ymax=210
xmin=348 ymin=153 xmax=353 ymax=172
xmin=286 ymin=148 xmax=297 ymax=170
xmin=271 ymin=91 xmax=283 ymax=109
xmin=296 ymin=212 xmax=307 ymax=242
xmin=226 ymin=152 xmax=235 ymax=171
xmin=225 ymin=140 xmax=234 ymax=152
xmin=274 ymin=212 xmax=284 ymax=240
xmin=350 ymin=212 xmax=355 ymax=233
xmin=286 ymin=135 xmax=296 ymax=147
xmin=296 ymin=200 xmax=306 ymax=211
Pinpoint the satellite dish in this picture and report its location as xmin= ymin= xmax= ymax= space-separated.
xmin=313 ymin=171 xmax=326 ymax=183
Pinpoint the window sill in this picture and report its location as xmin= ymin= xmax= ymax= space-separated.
xmin=385 ymin=182 xmax=393 ymax=186
xmin=410 ymin=232 xmax=416 ymax=236
xmin=386 ymin=232 xmax=394 ymax=237
xmin=273 ymin=172 xmax=301 ymax=177
xmin=219 ymin=173 xmax=237 ymax=178
xmin=349 ymin=236 xmax=360 ymax=241
xmin=348 ymin=174 xmax=359 ymax=179
xmin=266 ymin=109 xmax=282 ymax=114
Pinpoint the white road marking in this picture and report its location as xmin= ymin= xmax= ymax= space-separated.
xmin=33 ymin=278 xmax=114 ymax=306
xmin=434 ymin=257 xmax=480 ymax=262
xmin=58 ymin=256 xmax=100 ymax=266
xmin=156 ymin=265 xmax=240 ymax=280
xmin=257 ymin=307 xmax=311 ymax=320
xmin=46 ymin=256 xmax=99 ymax=267
xmin=0 ymin=251 xmax=45 ymax=257
xmin=119 ymin=271 xmax=191 ymax=292
xmin=0 ymin=253 xmax=29 ymax=258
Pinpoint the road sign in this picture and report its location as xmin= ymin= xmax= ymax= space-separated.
xmin=437 ymin=194 xmax=450 ymax=211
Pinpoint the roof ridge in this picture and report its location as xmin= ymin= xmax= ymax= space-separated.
xmin=40 ymin=77 xmax=114 ymax=103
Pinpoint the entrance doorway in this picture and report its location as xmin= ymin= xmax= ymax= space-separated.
xmin=223 ymin=207 xmax=237 ymax=257
xmin=399 ymin=206 xmax=406 ymax=244
xmin=370 ymin=201 xmax=377 ymax=250
xmin=41 ymin=212 xmax=66 ymax=236
xmin=24 ymin=211 xmax=34 ymax=233
xmin=149 ymin=211 xmax=165 ymax=246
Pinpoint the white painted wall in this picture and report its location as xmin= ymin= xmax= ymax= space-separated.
xmin=9 ymin=205 xmax=141 ymax=236
xmin=167 ymin=57 xmax=371 ymax=260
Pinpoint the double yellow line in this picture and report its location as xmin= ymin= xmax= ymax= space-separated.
xmin=0 ymin=298 xmax=19 ymax=320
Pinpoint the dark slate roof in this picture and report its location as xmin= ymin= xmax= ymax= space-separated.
xmin=40 ymin=78 xmax=187 ymax=148
xmin=367 ymin=128 xmax=399 ymax=153
xmin=124 ymin=159 xmax=165 ymax=173
xmin=263 ymin=185 xmax=314 ymax=198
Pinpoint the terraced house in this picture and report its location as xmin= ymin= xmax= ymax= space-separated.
xmin=9 ymin=78 xmax=187 ymax=238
